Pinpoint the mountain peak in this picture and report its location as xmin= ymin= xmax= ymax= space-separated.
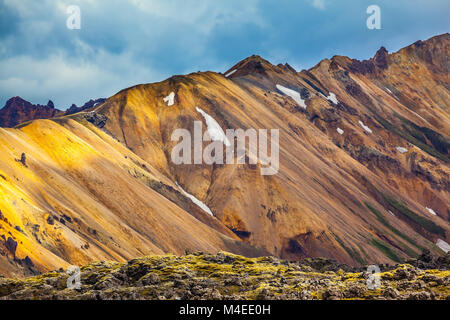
xmin=3 ymin=96 xmax=33 ymax=111
xmin=375 ymin=46 xmax=388 ymax=55
xmin=0 ymin=97 xmax=63 ymax=127
xmin=241 ymin=54 xmax=271 ymax=64
xmin=277 ymin=62 xmax=297 ymax=73
xmin=47 ymin=100 xmax=55 ymax=108
xmin=223 ymin=54 xmax=276 ymax=78
xmin=374 ymin=46 xmax=389 ymax=69
xmin=223 ymin=55 xmax=301 ymax=80
xmin=5 ymin=96 xmax=27 ymax=106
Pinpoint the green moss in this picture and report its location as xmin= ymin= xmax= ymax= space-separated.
xmin=0 ymin=280 xmax=22 ymax=297
xmin=364 ymin=202 xmax=420 ymax=255
xmin=341 ymin=272 xmax=363 ymax=282
xmin=312 ymin=177 xmax=333 ymax=196
xmin=422 ymin=270 xmax=450 ymax=277
xmin=398 ymin=116 xmax=450 ymax=155
xmin=373 ymin=114 xmax=449 ymax=163
xmin=363 ymin=180 xmax=445 ymax=240
xmin=357 ymin=245 xmax=370 ymax=261
xmin=14 ymin=120 xmax=34 ymax=129
xmin=383 ymin=195 xmax=446 ymax=237
xmin=118 ymin=98 xmax=127 ymax=118
xmin=333 ymin=233 xmax=366 ymax=265
xmin=365 ymin=202 xmax=389 ymax=225
xmin=2 ymin=251 xmax=450 ymax=300
xmin=371 ymin=238 xmax=402 ymax=263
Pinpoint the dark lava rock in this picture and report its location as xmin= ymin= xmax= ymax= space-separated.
xmin=4 ymin=237 xmax=17 ymax=258
xmin=83 ymin=112 xmax=107 ymax=128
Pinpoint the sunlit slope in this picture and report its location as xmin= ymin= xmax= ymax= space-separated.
xmin=95 ymin=67 xmax=447 ymax=266
xmin=0 ymin=119 xmax=263 ymax=276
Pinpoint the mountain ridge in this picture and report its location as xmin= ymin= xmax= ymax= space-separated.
xmin=0 ymin=97 xmax=106 ymax=128
xmin=0 ymin=97 xmax=64 ymax=128
xmin=0 ymin=33 xmax=448 ymax=277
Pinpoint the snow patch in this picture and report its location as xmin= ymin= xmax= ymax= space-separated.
xmin=358 ymin=120 xmax=372 ymax=134
xmin=426 ymin=207 xmax=437 ymax=216
xmin=163 ymin=92 xmax=175 ymax=106
xmin=436 ymin=239 xmax=450 ymax=253
xmin=410 ymin=110 xmax=429 ymax=124
xmin=195 ymin=107 xmax=231 ymax=146
xmin=396 ymin=147 xmax=408 ymax=154
xmin=384 ymin=87 xmax=400 ymax=100
xmin=326 ymin=92 xmax=338 ymax=105
xmin=388 ymin=210 xmax=395 ymax=217
xmin=276 ymin=84 xmax=307 ymax=109
xmin=176 ymin=182 xmax=214 ymax=217
xmin=225 ymin=69 xmax=237 ymax=77
xmin=337 ymin=128 xmax=344 ymax=135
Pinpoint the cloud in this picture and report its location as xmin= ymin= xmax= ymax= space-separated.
xmin=0 ymin=46 xmax=163 ymax=108
xmin=0 ymin=0 xmax=448 ymax=108
xmin=130 ymin=0 xmax=264 ymax=34
xmin=311 ymin=0 xmax=326 ymax=10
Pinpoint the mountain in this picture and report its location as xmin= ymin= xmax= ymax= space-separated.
xmin=0 ymin=97 xmax=107 ymax=128
xmin=65 ymin=98 xmax=107 ymax=115
xmin=0 ymin=34 xmax=448 ymax=277
xmin=0 ymin=97 xmax=64 ymax=128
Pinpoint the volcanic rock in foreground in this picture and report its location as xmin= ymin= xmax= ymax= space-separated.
xmin=1 ymin=252 xmax=449 ymax=300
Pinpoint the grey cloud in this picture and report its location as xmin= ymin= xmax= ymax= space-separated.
xmin=0 ymin=0 xmax=448 ymax=108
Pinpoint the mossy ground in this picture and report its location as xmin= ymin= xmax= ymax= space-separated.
xmin=0 ymin=252 xmax=448 ymax=300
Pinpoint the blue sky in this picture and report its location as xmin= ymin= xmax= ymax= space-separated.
xmin=0 ymin=0 xmax=448 ymax=108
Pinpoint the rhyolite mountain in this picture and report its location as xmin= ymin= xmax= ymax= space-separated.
xmin=0 ymin=97 xmax=64 ymax=128
xmin=0 ymin=97 xmax=106 ymax=128
xmin=0 ymin=33 xmax=448 ymax=277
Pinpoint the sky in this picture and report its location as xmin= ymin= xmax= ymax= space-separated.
xmin=0 ymin=0 xmax=449 ymax=109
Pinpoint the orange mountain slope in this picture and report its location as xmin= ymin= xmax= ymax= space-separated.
xmin=0 ymin=33 xmax=448 ymax=276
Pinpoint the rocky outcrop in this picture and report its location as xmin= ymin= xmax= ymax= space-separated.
xmin=83 ymin=112 xmax=107 ymax=128
xmin=0 ymin=97 xmax=106 ymax=128
xmin=65 ymin=98 xmax=106 ymax=115
xmin=0 ymin=97 xmax=63 ymax=127
xmin=373 ymin=46 xmax=389 ymax=70
xmin=0 ymin=252 xmax=448 ymax=300
xmin=4 ymin=237 xmax=17 ymax=258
